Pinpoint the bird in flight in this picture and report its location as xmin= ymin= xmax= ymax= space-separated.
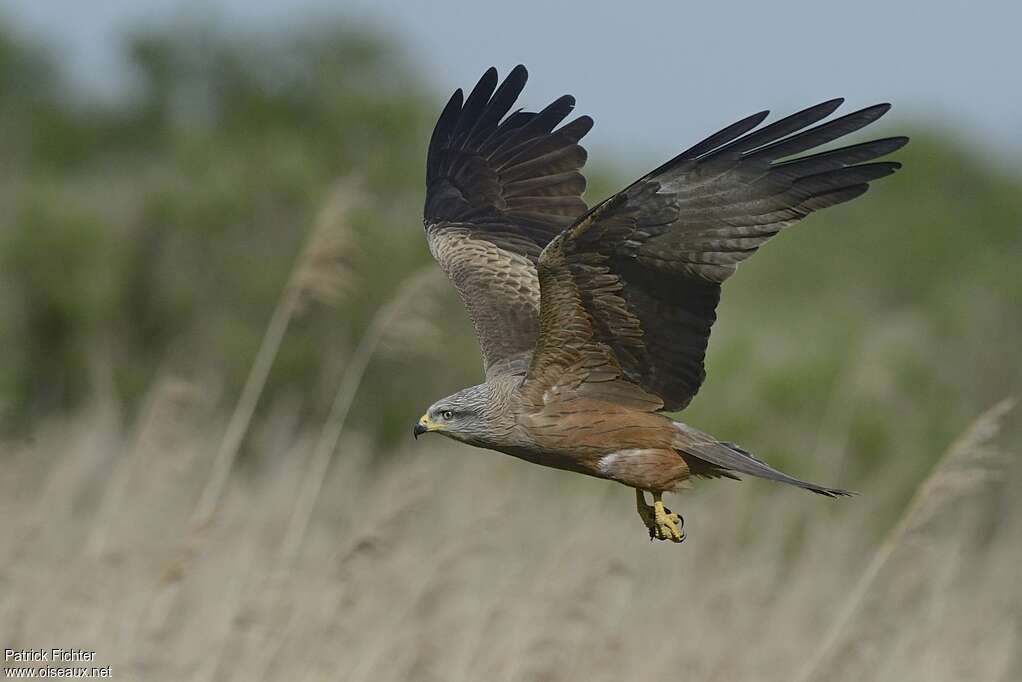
xmin=413 ymin=65 xmax=906 ymax=542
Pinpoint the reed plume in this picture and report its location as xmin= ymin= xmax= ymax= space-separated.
xmin=161 ymin=178 xmax=360 ymax=584
xmin=278 ymin=266 xmax=444 ymax=567
xmin=214 ymin=267 xmax=445 ymax=682
xmin=795 ymin=398 xmax=1016 ymax=682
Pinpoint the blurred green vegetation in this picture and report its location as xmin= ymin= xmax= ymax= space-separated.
xmin=0 ymin=21 xmax=440 ymax=435
xmin=0 ymin=20 xmax=1019 ymax=482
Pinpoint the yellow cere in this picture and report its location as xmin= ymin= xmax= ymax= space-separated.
xmin=419 ymin=414 xmax=446 ymax=431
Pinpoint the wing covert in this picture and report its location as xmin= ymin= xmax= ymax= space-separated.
xmin=525 ymin=100 xmax=908 ymax=410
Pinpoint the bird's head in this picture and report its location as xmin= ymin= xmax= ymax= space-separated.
xmin=413 ymin=385 xmax=492 ymax=445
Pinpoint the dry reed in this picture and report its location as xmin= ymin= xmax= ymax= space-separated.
xmin=229 ymin=267 xmax=445 ymax=681
xmin=1 ymin=387 xmax=1017 ymax=682
xmin=161 ymin=178 xmax=360 ymax=584
xmin=796 ymin=398 xmax=1017 ymax=682
xmin=279 ymin=266 xmax=445 ymax=568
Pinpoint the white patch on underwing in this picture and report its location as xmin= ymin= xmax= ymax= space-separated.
xmin=598 ymin=449 xmax=660 ymax=474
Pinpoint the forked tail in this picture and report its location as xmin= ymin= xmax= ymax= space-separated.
xmin=672 ymin=421 xmax=854 ymax=497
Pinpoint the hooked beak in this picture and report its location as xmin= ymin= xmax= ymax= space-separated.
xmin=413 ymin=414 xmax=432 ymax=440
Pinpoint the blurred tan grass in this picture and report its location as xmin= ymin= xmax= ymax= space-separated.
xmin=163 ymin=179 xmax=361 ymax=583
xmin=0 ymin=381 xmax=1017 ymax=682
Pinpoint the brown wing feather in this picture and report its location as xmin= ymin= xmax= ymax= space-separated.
xmin=526 ymin=101 xmax=908 ymax=410
xmin=523 ymin=211 xmax=665 ymax=413
xmin=424 ymin=65 xmax=593 ymax=378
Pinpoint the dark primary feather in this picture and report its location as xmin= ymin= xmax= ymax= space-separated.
xmin=529 ymin=100 xmax=908 ymax=411
xmin=423 ymin=66 xmax=594 ymax=377
xmin=425 ymin=65 xmax=592 ymax=243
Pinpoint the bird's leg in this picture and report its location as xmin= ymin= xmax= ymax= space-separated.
xmin=635 ymin=490 xmax=685 ymax=543
xmin=635 ymin=489 xmax=656 ymax=539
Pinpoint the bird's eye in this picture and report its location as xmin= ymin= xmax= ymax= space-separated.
xmin=441 ymin=410 xmax=454 ymax=421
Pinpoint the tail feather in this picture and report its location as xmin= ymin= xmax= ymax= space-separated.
xmin=673 ymin=423 xmax=854 ymax=497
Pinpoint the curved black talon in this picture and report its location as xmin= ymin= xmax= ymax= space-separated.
xmin=661 ymin=506 xmax=686 ymax=543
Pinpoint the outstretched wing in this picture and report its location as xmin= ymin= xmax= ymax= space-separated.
xmin=424 ymin=65 xmax=593 ymax=378
xmin=524 ymin=100 xmax=908 ymax=411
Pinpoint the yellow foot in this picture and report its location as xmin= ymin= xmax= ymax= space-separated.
xmin=635 ymin=490 xmax=685 ymax=543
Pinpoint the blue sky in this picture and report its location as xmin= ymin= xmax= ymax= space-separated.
xmin=4 ymin=0 xmax=1019 ymax=170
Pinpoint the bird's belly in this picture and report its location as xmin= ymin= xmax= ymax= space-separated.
xmin=492 ymin=444 xmax=595 ymax=477
xmin=504 ymin=399 xmax=689 ymax=489
xmin=494 ymin=443 xmax=689 ymax=492
xmin=594 ymin=448 xmax=691 ymax=492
